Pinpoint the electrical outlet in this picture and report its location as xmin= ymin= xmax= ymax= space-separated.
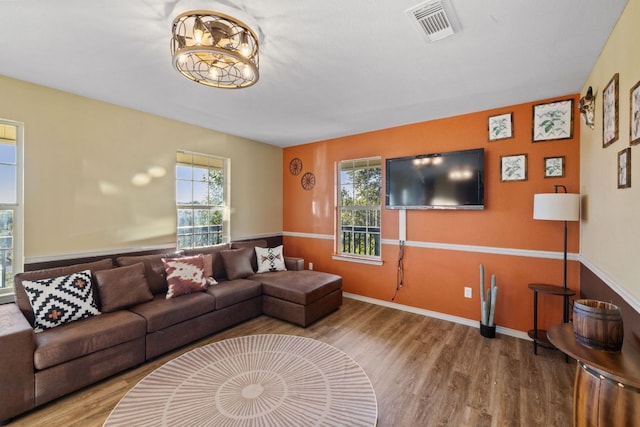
xmin=308 ymin=262 xmax=314 ymax=271
xmin=464 ymin=287 xmax=472 ymax=298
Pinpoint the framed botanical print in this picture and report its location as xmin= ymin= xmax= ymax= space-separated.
xmin=532 ymin=99 xmax=574 ymax=142
xmin=618 ymin=147 xmax=631 ymax=189
xmin=603 ymin=73 xmax=619 ymax=148
xmin=544 ymin=156 xmax=565 ymax=178
xmin=488 ymin=113 xmax=513 ymax=141
xmin=630 ymin=80 xmax=640 ymax=146
xmin=501 ymin=154 xmax=527 ymax=182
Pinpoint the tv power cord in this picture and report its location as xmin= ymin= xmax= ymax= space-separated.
xmin=392 ymin=240 xmax=405 ymax=301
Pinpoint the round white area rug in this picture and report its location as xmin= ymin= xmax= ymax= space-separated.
xmin=104 ymin=334 xmax=378 ymax=426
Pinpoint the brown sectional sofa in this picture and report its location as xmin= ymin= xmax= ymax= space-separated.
xmin=0 ymin=240 xmax=342 ymax=424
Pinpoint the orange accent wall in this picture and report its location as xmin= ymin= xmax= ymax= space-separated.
xmin=283 ymin=95 xmax=580 ymax=333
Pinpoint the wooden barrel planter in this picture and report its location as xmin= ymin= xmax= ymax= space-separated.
xmin=573 ymin=299 xmax=623 ymax=352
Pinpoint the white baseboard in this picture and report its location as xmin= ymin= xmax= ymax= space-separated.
xmin=343 ymin=292 xmax=530 ymax=341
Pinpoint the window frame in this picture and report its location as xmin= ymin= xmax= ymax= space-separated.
xmin=175 ymin=150 xmax=229 ymax=249
xmin=334 ymin=156 xmax=382 ymax=264
xmin=0 ymin=119 xmax=24 ymax=303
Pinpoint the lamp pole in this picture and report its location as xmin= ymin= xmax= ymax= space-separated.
xmin=562 ymin=215 xmax=569 ymax=323
xmin=554 ymin=184 xmax=570 ymax=324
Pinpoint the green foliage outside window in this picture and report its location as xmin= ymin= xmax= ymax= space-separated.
xmin=0 ymin=210 xmax=12 ymax=289
xmin=338 ymin=158 xmax=382 ymax=257
xmin=0 ymin=124 xmax=19 ymax=293
xmin=176 ymin=152 xmax=226 ymax=249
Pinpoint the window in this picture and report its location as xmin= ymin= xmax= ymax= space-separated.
xmin=176 ymin=151 xmax=228 ymax=249
xmin=0 ymin=120 xmax=23 ymax=301
xmin=337 ymin=157 xmax=382 ymax=259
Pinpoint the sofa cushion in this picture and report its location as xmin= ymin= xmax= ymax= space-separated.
xmin=220 ymin=248 xmax=255 ymax=280
xmin=94 ymin=263 xmax=153 ymax=312
xmin=14 ymin=258 xmax=114 ymax=326
xmin=128 ymin=293 xmax=216 ymax=333
xmin=162 ymin=255 xmax=209 ymax=299
xmin=231 ymin=239 xmax=267 ymax=271
xmin=33 ymin=310 xmax=146 ymax=370
xmin=183 ymin=243 xmax=230 ymax=280
xmin=202 ymin=254 xmax=214 ymax=279
xmin=284 ymin=257 xmax=304 ymax=271
xmin=255 ymin=245 xmax=287 ymax=273
xmin=206 ymin=279 xmax=262 ymax=310
xmin=253 ymin=270 xmax=342 ymax=305
xmin=22 ymin=270 xmax=101 ymax=333
xmin=199 ymin=254 xmax=218 ymax=286
xmin=116 ymin=251 xmax=183 ymax=295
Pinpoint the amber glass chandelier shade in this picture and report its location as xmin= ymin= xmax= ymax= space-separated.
xmin=171 ymin=11 xmax=259 ymax=88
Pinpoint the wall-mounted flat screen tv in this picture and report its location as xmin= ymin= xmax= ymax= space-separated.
xmin=385 ymin=148 xmax=485 ymax=210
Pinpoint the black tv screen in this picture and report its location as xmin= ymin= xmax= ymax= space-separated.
xmin=385 ymin=148 xmax=484 ymax=210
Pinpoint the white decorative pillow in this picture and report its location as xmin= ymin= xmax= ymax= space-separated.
xmin=255 ymin=245 xmax=287 ymax=273
xmin=22 ymin=270 xmax=101 ymax=332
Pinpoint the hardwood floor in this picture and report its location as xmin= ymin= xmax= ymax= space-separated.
xmin=9 ymin=298 xmax=575 ymax=426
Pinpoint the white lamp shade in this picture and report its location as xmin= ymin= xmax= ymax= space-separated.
xmin=533 ymin=193 xmax=580 ymax=221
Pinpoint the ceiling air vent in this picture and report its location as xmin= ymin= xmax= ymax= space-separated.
xmin=406 ymin=0 xmax=457 ymax=42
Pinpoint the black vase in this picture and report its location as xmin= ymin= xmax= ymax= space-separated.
xmin=480 ymin=322 xmax=496 ymax=338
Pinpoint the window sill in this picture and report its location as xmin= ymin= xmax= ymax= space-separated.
xmin=0 ymin=292 xmax=15 ymax=305
xmin=332 ymin=255 xmax=383 ymax=266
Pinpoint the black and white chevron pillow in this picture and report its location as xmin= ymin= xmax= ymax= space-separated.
xmin=22 ymin=270 xmax=101 ymax=332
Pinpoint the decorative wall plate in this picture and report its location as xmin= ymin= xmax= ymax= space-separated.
xmin=301 ymin=172 xmax=316 ymax=190
xmin=289 ymin=157 xmax=303 ymax=175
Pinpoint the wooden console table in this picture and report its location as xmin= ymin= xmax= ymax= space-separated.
xmin=548 ymin=323 xmax=640 ymax=426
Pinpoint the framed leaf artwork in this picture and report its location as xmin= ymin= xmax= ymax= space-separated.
xmin=618 ymin=147 xmax=631 ymax=189
xmin=630 ymin=80 xmax=640 ymax=146
xmin=532 ymin=99 xmax=574 ymax=142
xmin=544 ymin=156 xmax=565 ymax=178
xmin=488 ymin=113 xmax=513 ymax=141
xmin=603 ymin=73 xmax=619 ymax=148
xmin=500 ymin=154 xmax=527 ymax=182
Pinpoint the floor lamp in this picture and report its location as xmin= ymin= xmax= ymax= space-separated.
xmin=533 ymin=185 xmax=580 ymax=323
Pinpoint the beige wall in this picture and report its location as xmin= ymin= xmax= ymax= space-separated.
xmin=580 ymin=0 xmax=640 ymax=308
xmin=0 ymin=75 xmax=283 ymax=260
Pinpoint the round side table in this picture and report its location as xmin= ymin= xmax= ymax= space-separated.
xmin=527 ymin=283 xmax=575 ymax=354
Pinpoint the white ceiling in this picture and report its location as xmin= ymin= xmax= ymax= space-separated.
xmin=0 ymin=0 xmax=628 ymax=147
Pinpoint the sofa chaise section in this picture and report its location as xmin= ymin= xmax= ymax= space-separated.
xmin=258 ymin=270 xmax=343 ymax=327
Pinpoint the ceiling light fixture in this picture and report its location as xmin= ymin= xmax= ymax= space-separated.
xmin=171 ymin=10 xmax=259 ymax=88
